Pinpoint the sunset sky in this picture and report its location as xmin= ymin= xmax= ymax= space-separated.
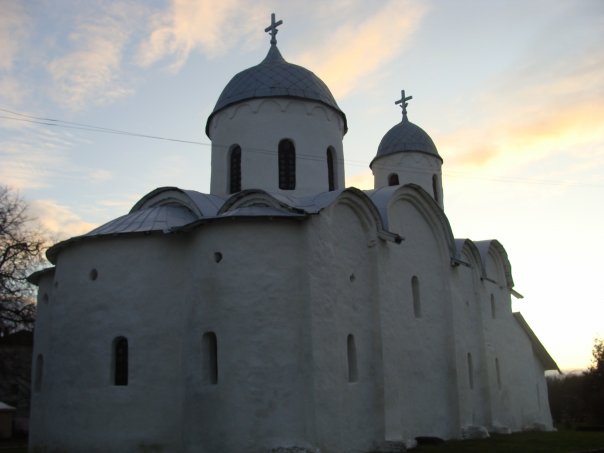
xmin=1 ymin=0 xmax=603 ymax=372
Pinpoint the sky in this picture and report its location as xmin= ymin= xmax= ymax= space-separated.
xmin=1 ymin=0 xmax=603 ymax=372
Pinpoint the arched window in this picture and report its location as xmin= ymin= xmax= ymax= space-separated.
xmin=490 ymin=293 xmax=496 ymax=319
xmin=113 ymin=336 xmax=128 ymax=386
xmin=229 ymin=145 xmax=241 ymax=194
xmin=347 ymin=334 xmax=358 ymax=383
xmin=327 ymin=146 xmax=336 ymax=191
xmin=34 ymin=354 xmax=44 ymax=393
xmin=388 ymin=173 xmax=399 ymax=186
xmin=495 ymin=357 xmax=502 ymax=389
xmin=202 ymin=332 xmax=218 ymax=385
xmin=278 ymin=139 xmax=296 ymax=190
xmin=412 ymin=276 xmax=421 ymax=318
xmin=432 ymin=174 xmax=439 ymax=203
xmin=467 ymin=352 xmax=474 ymax=389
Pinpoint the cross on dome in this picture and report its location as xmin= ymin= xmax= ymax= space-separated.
xmin=395 ymin=90 xmax=413 ymax=120
xmin=265 ymin=13 xmax=283 ymax=46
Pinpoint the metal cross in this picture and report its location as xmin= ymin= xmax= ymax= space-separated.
xmin=395 ymin=90 xmax=413 ymax=119
xmin=265 ymin=13 xmax=283 ymax=46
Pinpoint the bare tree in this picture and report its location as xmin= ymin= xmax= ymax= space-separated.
xmin=0 ymin=186 xmax=47 ymax=334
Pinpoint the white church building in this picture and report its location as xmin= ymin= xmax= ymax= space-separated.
xmin=28 ymin=15 xmax=558 ymax=453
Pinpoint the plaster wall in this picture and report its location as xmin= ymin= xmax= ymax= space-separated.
xmin=180 ymin=219 xmax=314 ymax=452
xmin=385 ymin=197 xmax=458 ymax=440
xmin=209 ymin=98 xmax=345 ymax=197
xmin=450 ymin=255 xmax=491 ymax=430
xmin=372 ymin=153 xmax=443 ymax=209
xmin=306 ymin=201 xmax=383 ymax=452
xmin=29 ymin=236 xmax=190 ymax=452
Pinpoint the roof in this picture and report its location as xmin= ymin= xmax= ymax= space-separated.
xmin=371 ymin=117 xmax=441 ymax=167
xmin=0 ymin=401 xmax=16 ymax=412
xmin=205 ymin=44 xmax=347 ymax=136
xmin=513 ymin=313 xmax=560 ymax=372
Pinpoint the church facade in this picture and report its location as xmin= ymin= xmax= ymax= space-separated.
xmin=28 ymin=15 xmax=557 ymax=453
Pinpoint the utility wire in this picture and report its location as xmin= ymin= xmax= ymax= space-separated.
xmin=2 ymin=106 xmax=602 ymax=189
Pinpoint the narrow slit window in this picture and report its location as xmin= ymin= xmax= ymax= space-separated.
xmin=113 ymin=336 xmax=128 ymax=386
xmin=467 ymin=352 xmax=474 ymax=389
xmin=412 ymin=276 xmax=421 ymax=318
xmin=278 ymin=139 xmax=296 ymax=190
xmin=327 ymin=146 xmax=336 ymax=191
xmin=388 ymin=173 xmax=399 ymax=186
xmin=34 ymin=354 xmax=44 ymax=393
xmin=229 ymin=145 xmax=241 ymax=194
xmin=432 ymin=174 xmax=439 ymax=203
xmin=202 ymin=332 xmax=218 ymax=385
xmin=490 ymin=293 xmax=496 ymax=319
xmin=347 ymin=334 xmax=358 ymax=383
xmin=495 ymin=358 xmax=502 ymax=389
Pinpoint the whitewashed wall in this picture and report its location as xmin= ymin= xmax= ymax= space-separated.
xmin=208 ymin=98 xmax=346 ymax=198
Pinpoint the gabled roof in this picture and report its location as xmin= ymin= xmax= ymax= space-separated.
xmin=513 ymin=312 xmax=560 ymax=372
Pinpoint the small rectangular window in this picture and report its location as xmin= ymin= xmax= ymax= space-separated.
xmin=202 ymin=332 xmax=218 ymax=385
xmin=113 ymin=337 xmax=128 ymax=386
xmin=347 ymin=334 xmax=358 ymax=383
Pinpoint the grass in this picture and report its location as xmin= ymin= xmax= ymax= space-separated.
xmin=413 ymin=430 xmax=604 ymax=453
xmin=3 ymin=431 xmax=604 ymax=453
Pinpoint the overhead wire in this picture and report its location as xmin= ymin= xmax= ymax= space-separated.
xmin=1 ymin=106 xmax=602 ymax=189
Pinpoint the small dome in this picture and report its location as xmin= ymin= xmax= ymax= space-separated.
xmin=205 ymin=45 xmax=347 ymax=136
xmin=370 ymin=117 xmax=441 ymax=167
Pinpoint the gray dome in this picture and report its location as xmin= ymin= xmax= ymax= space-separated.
xmin=205 ymin=45 xmax=347 ymax=136
xmin=370 ymin=117 xmax=441 ymax=167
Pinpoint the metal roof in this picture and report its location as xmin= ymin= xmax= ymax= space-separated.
xmin=513 ymin=313 xmax=560 ymax=372
xmin=371 ymin=117 xmax=441 ymax=167
xmin=86 ymin=205 xmax=197 ymax=236
xmin=205 ymin=45 xmax=347 ymax=136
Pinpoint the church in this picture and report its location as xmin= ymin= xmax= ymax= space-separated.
xmin=28 ymin=14 xmax=558 ymax=453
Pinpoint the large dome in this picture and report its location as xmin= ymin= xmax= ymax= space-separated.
xmin=205 ymin=45 xmax=347 ymax=136
xmin=370 ymin=117 xmax=441 ymax=167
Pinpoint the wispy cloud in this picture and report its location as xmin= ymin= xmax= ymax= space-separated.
xmin=0 ymin=2 xmax=29 ymax=72
xmin=346 ymin=170 xmax=374 ymax=190
xmin=137 ymin=0 xmax=266 ymax=71
xmin=30 ymin=199 xmax=97 ymax=240
xmin=46 ymin=2 xmax=149 ymax=110
xmin=0 ymin=2 xmax=30 ymax=106
xmin=295 ymin=0 xmax=429 ymax=99
xmin=90 ymin=169 xmax=114 ymax=183
xmin=442 ymin=44 xmax=604 ymax=171
xmin=0 ymin=123 xmax=77 ymax=189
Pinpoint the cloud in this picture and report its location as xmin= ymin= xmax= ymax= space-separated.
xmin=0 ymin=2 xmax=29 ymax=72
xmin=442 ymin=46 xmax=604 ymax=171
xmin=346 ymin=170 xmax=374 ymax=190
xmin=46 ymin=2 xmax=149 ymax=110
xmin=30 ymin=199 xmax=97 ymax=240
xmin=137 ymin=0 xmax=265 ymax=71
xmin=90 ymin=170 xmax=113 ymax=183
xmin=0 ymin=125 xmax=70 ymax=189
xmin=294 ymin=0 xmax=429 ymax=99
xmin=0 ymin=2 xmax=30 ymax=106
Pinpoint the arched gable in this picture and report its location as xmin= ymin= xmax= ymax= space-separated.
xmin=218 ymin=189 xmax=306 ymax=216
xmin=131 ymin=187 xmax=224 ymax=218
xmin=374 ymin=184 xmax=455 ymax=259
xmin=454 ymin=238 xmax=484 ymax=274
xmin=327 ymin=188 xmax=381 ymax=237
xmin=475 ymin=240 xmax=514 ymax=289
xmin=326 ymin=188 xmax=401 ymax=243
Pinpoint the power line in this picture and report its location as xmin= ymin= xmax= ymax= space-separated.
xmin=1 ymin=106 xmax=602 ymax=189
